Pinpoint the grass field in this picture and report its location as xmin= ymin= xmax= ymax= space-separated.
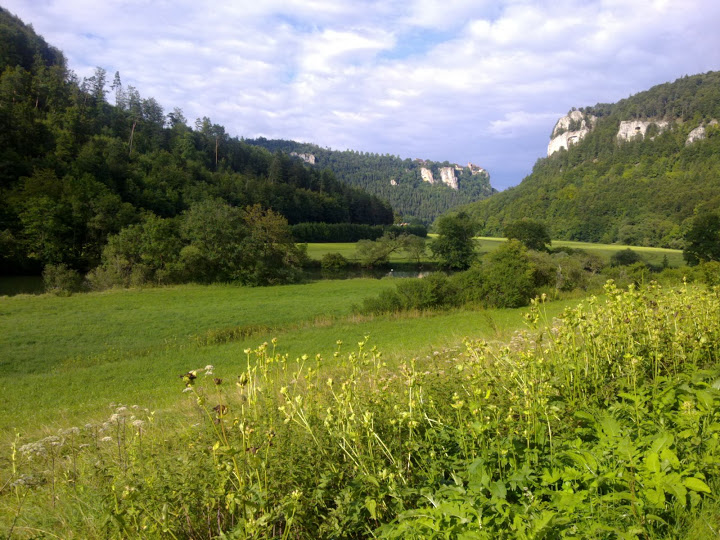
xmin=0 ymin=279 xmax=578 ymax=436
xmin=304 ymin=237 xmax=685 ymax=266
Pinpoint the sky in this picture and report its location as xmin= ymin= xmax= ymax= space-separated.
xmin=5 ymin=0 xmax=720 ymax=191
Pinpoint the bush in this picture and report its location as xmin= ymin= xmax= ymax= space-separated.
xmin=611 ymin=248 xmax=643 ymax=266
xmin=361 ymin=273 xmax=459 ymax=313
xmin=320 ymin=252 xmax=349 ymax=270
xmin=479 ymin=240 xmax=536 ymax=308
xmin=42 ymin=263 xmax=82 ymax=295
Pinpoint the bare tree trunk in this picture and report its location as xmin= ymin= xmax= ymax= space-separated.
xmin=128 ymin=119 xmax=137 ymax=156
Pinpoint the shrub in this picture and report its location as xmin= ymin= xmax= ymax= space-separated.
xmin=611 ymin=248 xmax=643 ymax=266
xmin=320 ymin=252 xmax=349 ymax=270
xmin=479 ymin=239 xmax=536 ymax=308
xmin=361 ymin=273 xmax=459 ymax=313
xmin=42 ymin=263 xmax=82 ymax=295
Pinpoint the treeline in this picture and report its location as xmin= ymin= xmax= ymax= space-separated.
xmin=290 ymin=222 xmax=427 ymax=243
xmin=0 ymin=8 xmax=392 ymax=277
xmin=245 ymin=138 xmax=495 ymax=224
xmin=461 ymin=71 xmax=720 ymax=247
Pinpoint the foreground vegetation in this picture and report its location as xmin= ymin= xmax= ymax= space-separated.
xmin=2 ymin=281 xmax=720 ymax=537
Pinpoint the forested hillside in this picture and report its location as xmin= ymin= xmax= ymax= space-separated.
xmin=0 ymin=8 xmax=393 ymax=276
xmin=245 ymin=138 xmax=495 ymax=224
xmin=461 ymin=71 xmax=720 ymax=248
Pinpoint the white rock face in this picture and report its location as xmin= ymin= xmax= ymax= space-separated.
xmin=290 ymin=152 xmax=316 ymax=164
xmin=439 ymin=167 xmax=459 ymax=190
xmin=547 ymin=111 xmax=596 ymax=156
xmin=616 ymin=120 xmax=669 ymax=141
xmin=420 ymin=167 xmax=435 ymax=184
xmin=686 ymin=119 xmax=718 ymax=145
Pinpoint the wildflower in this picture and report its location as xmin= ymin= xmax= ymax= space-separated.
xmin=100 ymin=436 xmax=113 ymax=443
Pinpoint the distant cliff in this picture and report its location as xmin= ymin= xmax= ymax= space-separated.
xmin=245 ymin=138 xmax=495 ymax=223
xmin=457 ymin=71 xmax=720 ymax=248
xmin=547 ymin=110 xmax=595 ymax=156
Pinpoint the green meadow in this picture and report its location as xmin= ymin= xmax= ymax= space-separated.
xmin=0 ymin=279 xmax=577 ymax=436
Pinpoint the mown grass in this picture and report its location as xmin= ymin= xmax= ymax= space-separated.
xmin=0 ymin=279 xmax=577 ymax=436
xmin=304 ymin=237 xmax=685 ymax=266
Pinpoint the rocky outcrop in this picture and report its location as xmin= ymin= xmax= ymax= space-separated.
xmin=290 ymin=152 xmax=316 ymax=164
xmin=420 ymin=167 xmax=435 ymax=184
xmin=547 ymin=111 xmax=596 ymax=156
xmin=439 ymin=167 xmax=458 ymax=190
xmin=616 ymin=120 xmax=669 ymax=141
xmin=686 ymin=119 xmax=718 ymax=145
xmin=467 ymin=162 xmax=486 ymax=175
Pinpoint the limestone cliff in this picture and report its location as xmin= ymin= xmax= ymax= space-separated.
xmin=420 ymin=167 xmax=435 ymax=185
xmin=547 ymin=111 xmax=596 ymax=156
xmin=439 ymin=167 xmax=458 ymax=190
xmin=290 ymin=152 xmax=316 ymax=164
xmin=616 ymin=120 xmax=670 ymax=141
xmin=686 ymin=119 xmax=718 ymax=145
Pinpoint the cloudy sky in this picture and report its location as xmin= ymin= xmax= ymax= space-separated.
xmin=6 ymin=0 xmax=720 ymax=190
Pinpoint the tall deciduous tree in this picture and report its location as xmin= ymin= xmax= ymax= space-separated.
xmin=504 ymin=219 xmax=551 ymax=251
xmin=430 ymin=211 xmax=478 ymax=269
xmin=683 ymin=212 xmax=720 ymax=265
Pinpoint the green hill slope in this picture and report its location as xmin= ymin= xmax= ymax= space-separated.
xmin=245 ymin=138 xmax=495 ymax=224
xmin=0 ymin=8 xmax=392 ymax=275
xmin=462 ymin=71 xmax=720 ymax=248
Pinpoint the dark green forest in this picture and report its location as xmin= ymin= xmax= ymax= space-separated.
xmin=461 ymin=71 xmax=720 ymax=248
xmin=0 ymin=8 xmax=394 ymax=278
xmin=244 ymin=138 xmax=496 ymax=224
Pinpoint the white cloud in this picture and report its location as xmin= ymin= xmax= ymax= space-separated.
xmin=4 ymin=0 xmax=720 ymax=189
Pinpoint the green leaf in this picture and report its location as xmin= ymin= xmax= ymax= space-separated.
xmin=684 ymin=477 xmax=712 ymax=494
xmin=599 ymin=414 xmax=622 ymax=438
xmin=644 ymin=452 xmax=661 ymax=473
xmin=365 ymin=498 xmax=378 ymax=520
xmin=660 ymin=447 xmax=680 ymax=469
xmin=695 ymin=389 xmax=715 ymax=410
xmin=489 ymin=481 xmax=507 ymax=500
xmin=541 ymin=468 xmax=561 ymax=486
xmin=645 ymin=487 xmax=665 ymax=506
xmin=574 ymin=410 xmax=596 ymax=424
xmin=650 ymin=432 xmax=674 ymax=453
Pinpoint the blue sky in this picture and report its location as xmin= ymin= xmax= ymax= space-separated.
xmin=6 ymin=0 xmax=720 ymax=190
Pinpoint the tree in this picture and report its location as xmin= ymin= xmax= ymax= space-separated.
xmin=355 ymin=233 xmax=411 ymax=268
xmin=683 ymin=212 xmax=720 ymax=265
xmin=480 ymin=240 xmax=536 ymax=308
xmin=504 ymin=219 xmax=551 ymax=251
xmin=236 ymin=204 xmax=305 ymax=285
xmin=402 ymin=234 xmax=427 ymax=264
xmin=180 ymin=199 xmax=246 ymax=282
xmin=430 ymin=212 xmax=478 ymax=269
